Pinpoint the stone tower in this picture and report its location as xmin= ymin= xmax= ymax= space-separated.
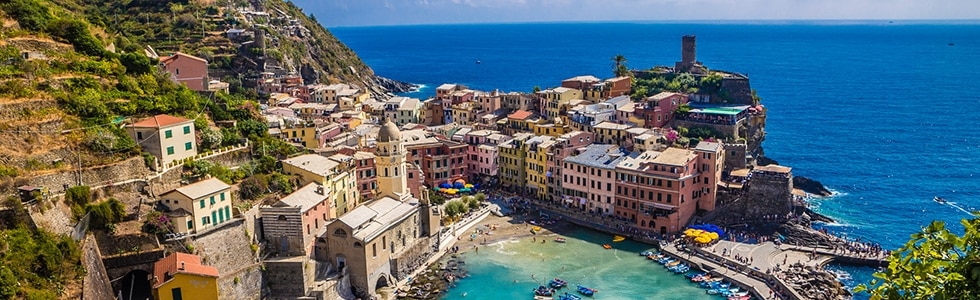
xmin=375 ymin=120 xmax=410 ymax=201
xmin=675 ymin=35 xmax=705 ymax=74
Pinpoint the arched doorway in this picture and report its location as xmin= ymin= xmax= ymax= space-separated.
xmin=120 ymin=269 xmax=151 ymax=300
xmin=376 ymin=274 xmax=390 ymax=289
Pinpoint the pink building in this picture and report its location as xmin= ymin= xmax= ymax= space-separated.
xmin=475 ymin=90 xmax=502 ymax=112
xmin=159 ymin=52 xmax=208 ymax=91
xmin=352 ymin=151 xmax=377 ymax=201
xmin=561 ymin=144 xmax=627 ymax=215
xmin=545 ymin=131 xmax=595 ymax=202
xmin=613 ymin=141 xmax=723 ymax=235
xmin=637 ymin=92 xmax=689 ymax=128
xmin=259 ymin=182 xmax=333 ymax=256
xmin=463 ymin=130 xmax=512 ymax=185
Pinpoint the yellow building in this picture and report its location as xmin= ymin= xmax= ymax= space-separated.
xmin=152 ymin=252 xmax=218 ymax=300
xmin=531 ymin=120 xmax=568 ymax=137
xmin=593 ymin=121 xmax=633 ymax=144
xmin=523 ymin=136 xmax=555 ymax=200
xmin=282 ymin=154 xmax=360 ymax=217
xmin=158 ymin=178 xmax=233 ymax=235
xmin=537 ymin=87 xmax=583 ymax=122
xmin=498 ymin=133 xmax=533 ymax=191
xmin=280 ymin=123 xmax=319 ymax=148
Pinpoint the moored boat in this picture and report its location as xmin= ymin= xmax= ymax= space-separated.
xmin=554 ymin=238 xmax=566 ymax=243
xmin=612 ymin=235 xmax=625 ymax=242
xmin=576 ymin=285 xmax=596 ymax=297
xmin=934 ymin=196 xmax=947 ymax=204
xmin=602 ymin=244 xmax=612 ymax=249
xmin=639 ymin=251 xmax=655 ymax=256
xmin=557 ymin=293 xmax=582 ymax=300
xmin=534 ymin=285 xmax=555 ymax=297
xmin=665 ymin=260 xmax=681 ymax=268
xmin=549 ymin=278 xmax=568 ymax=288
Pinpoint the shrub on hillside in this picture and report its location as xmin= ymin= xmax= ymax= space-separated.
xmin=47 ymin=18 xmax=105 ymax=57
xmin=1 ymin=0 xmax=53 ymax=32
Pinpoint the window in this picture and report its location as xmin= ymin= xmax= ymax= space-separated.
xmin=136 ymin=132 xmax=143 ymax=140
xmin=165 ymin=130 xmax=173 ymax=139
xmin=185 ymin=142 xmax=192 ymax=151
xmin=172 ymin=288 xmax=183 ymax=300
xmin=167 ymin=146 xmax=175 ymax=155
xmin=220 ymin=193 xmax=225 ymax=201
xmin=183 ymin=126 xmax=190 ymax=134
xmin=200 ymin=200 xmax=205 ymax=208
xmin=210 ymin=196 xmax=215 ymax=205
xmin=372 ymin=243 xmax=377 ymax=257
xmin=187 ymin=221 xmax=193 ymax=229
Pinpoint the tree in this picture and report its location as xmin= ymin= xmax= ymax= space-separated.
xmin=474 ymin=193 xmax=487 ymax=202
xmin=612 ymin=54 xmax=629 ymax=77
xmin=699 ymin=73 xmax=724 ymax=95
xmin=856 ymin=214 xmax=980 ymax=299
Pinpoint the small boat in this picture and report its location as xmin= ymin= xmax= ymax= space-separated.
xmin=727 ymin=295 xmax=750 ymax=300
xmin=533 ymin=296 xmax=553 ymax=300
xmin=612 ymin=235 xmax=625 ymax=242
xmin=934 ymin=196 xmax=947 ymax=204
xmin=685 ymin=272 xmax=706 ymax=280
xmin=532 ymin=226 xmax=542 ymax=232
xmin=602 ymin=244 xmax=612 ymax=249
xmin=558 ymin=293 xmax=582 ymax=300
xmin=639 ymin=251 xmax=655 ymax=256
xmin=549 ymin=278 xmax=568 ymax=288
xmin=534 ymin=285 xmax=555 ymax=296
xmin=576 ymin=285 xmax=596 ymax=296
xmin=948 ymin=43 xmax=955 ymax=46
xmin=554 ymin=238 xmax=566 ymax=243
xmin=476 ymin=60 xmax=482 ymax=64
xmin=665 ymin=260 xmax=681 ymax=268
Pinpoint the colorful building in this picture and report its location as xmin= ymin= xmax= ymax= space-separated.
xmin=260 ymin=182 xmax=334 ymax=256
xmin=281 ymin=154 xmax=360 ymax=217
xmin=462 ymin=130 xmax=511 ymax=185
xmin=159 ymin=52 xmax=209 ymax=91
xmin=498 ymin=133 xmax=533 ymax=192
xmin=523 ymin=135 xmax=555 ymax=200
xmin=151 ymin=252 xmax=219 ymax=300
xmin=613 ymin=142 xmax=723 ymax=234
xmin=158 ymin=178 xmax=233 ymax=235
xmin=127 ymin=114 xmax=197 ymax=168
xmin=562 ymin=144 xmax=627 ymax=215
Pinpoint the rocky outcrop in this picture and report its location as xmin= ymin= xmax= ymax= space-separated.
xmin=757 ymin=155 xmax=779 ymax=166
xmin=782 ymin=264 xmax=850 ymax=300
xmin=793 ymin=176 xmax=833 ymax=197
xmin=370 ymin=76 xmax=417 ymax=95
xmin=776 ymin=219 xmax=840 ymax=248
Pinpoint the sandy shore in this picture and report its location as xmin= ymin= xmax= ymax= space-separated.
xmin=450 ymin=212 xmax=576 ymax=254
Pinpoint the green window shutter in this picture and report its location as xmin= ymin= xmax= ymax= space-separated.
xmin=225 ymin=206 xmax=231 ymax=219
xmin=212 ymin=211 xmax=217 ymax=225
xmin=185 ymin=142 xmax=192 ymax=150
xmin=187 ymin=220 xmax=193 ymax=229
xmin=167 ymin=146 xmax=175 ymax=155
xmin=183 ymin=126 xmax=190 ymax=134
xmin=220 ymin=193 xmax=225 ymax=201
xmin=210 ymin=196 xmax=215 ymax=205
xmin=200 ymin=200 xmax=205 ymax=208
xmin=165 ymin=130 xmax=173 ymax=138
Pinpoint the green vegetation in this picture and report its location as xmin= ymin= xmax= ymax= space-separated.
xmin=856 ymin=213 xmax=980 ymax=299
xmin=444 ymin=200 xmax=467 ymax=221
xmin=428 ymin=190 xmax=447 ymax=205
xmin=0 ymin=197 xmax=83 ymax=299
xmin=85 ymin=198 xmax=126 ymax=232
xmin=631 ymin=73 xmax=699 ymax=99
xmin=612 ymin=54 xmax=629 ymax=78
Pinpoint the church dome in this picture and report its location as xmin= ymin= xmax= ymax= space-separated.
xmin=378 ymin=120 xmax=402 ymax=143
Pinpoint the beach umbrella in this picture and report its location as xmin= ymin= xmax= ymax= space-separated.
xmin=465 ymin=184 xmax=474 ymax=188
xmin=439 ymin=183 xmax=452 ymax=189
xmin=695 ymin=236 xmax=712 ymax=244
xmin=455 ymin=179 xmax=466 ymax=184
xmin=453 ymin=182 xmax=465 ymax=189
xmin=433 ymin=187 xmax=441 ymax=191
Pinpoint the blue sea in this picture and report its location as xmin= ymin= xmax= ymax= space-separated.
xmin=330 ymin=22 xmax=980 ymax=298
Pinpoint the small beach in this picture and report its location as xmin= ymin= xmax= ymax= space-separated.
xmin=432 ymin=214 xmax=716 ymax=300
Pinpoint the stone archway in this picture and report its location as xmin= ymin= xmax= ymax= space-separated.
xmin=375 ymin=273 xmax=390 ymax=289
xmin=120 ymin=269 xmax=151 ymax=300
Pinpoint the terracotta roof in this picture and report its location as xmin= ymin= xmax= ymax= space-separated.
xmin=153 ymin=252 xmax=218 ymax=288
xmin=159 ymin=52 xmax=208 ymax=65
xmin=131 ymin=114 xmax=193 ymax=128
xmin=507 ymin=110 xmax=533 ymax=120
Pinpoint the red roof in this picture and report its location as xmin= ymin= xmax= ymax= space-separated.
xmin=159 ymin=52 xmax=208 ymax=65
xmin=131 ymin=114 xmax=192 ymax=128
xmin=153 ymin=252 xmax=219 ymax=288
xmin=507 ymin=110 xmax=533 ymax=120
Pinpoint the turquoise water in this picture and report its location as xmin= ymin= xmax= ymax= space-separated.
xmin=440 ymin=227 xmax=716 ymax=300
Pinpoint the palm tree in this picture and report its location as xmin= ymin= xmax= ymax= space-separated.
xmin=612 ymin=54 xmax=629 ymax=77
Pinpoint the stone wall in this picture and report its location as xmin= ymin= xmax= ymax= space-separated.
xmin=674 ymin=119 xmax=742 ymax=139
xmin=217 ymin=263 xmax=263 ymax=300
xmin=259 ymin=206 xmax=304 ymax=255
xmin=723 ymin=143 xmax=748 ymax=170
xmin=390 ymin=236 xmax=438 ymax=281
xmin=720 ymin=77 xmax=753 ymax=105
xmin=2 ymin=156 xmax=149 ymax=195
xmin=265 ymin=257 xmax=313 ymax=298
xmin=81 ymin=235 xmax=114 ymax=300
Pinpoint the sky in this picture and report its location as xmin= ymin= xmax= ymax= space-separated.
xmin=293 ymin=0 xmax=980 ymax=27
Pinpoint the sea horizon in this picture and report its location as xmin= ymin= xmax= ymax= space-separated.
xmin=327 ymin=19 xmax=980 ymax=29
